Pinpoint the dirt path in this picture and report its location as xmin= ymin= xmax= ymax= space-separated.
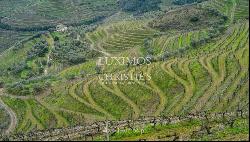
xmin=44 ymin=34 xmax=55 ymax=75
xmin=0 ymin=89 xmax=17 ymax=135
xmin=230 ymin=0 xmax=237 ymax=23
xmin=99 ymin=80 xmax=140 ymax=119
xmin=215 ymin=44 xmax=249 ymax=111
xmin=161 ymin=59 xmax=194 ymax=114
xmin=69 ymin=81 xmax=114 ymax=119
xmin=112 ymin=81 xmax=140 ymax=119
xmin=58 ymin=108 xmax=106 ymax=122
xmin=129 ymin=68 xmax=154 ymax=91
xmin=147 ymin=64 xmax=167 ymax=116
xmin=85 ymin=34 xmax=111 ymax=57
xmin=82 ymin=79 xmax=115 ymax=119
xmin=194 ymin=53 xmax=226 ymax=112
xmin=36 ymin=97 xmax=69 ymax=128
xmin=177 ymin=58 xmax=196 ymax=113
xmin=25 ymin=101 xmax=44 ymax=130
xmin=194 ymin=23 xmax=249 ymax=112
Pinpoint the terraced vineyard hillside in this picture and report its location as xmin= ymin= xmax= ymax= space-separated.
xmin=0 ymin=0 xmax=249 ymax=141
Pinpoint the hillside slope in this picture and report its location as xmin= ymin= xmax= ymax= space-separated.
xmin=0 ymin=0 xmax=248 ymax=140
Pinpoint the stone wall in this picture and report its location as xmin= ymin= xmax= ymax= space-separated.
xmin=3 ymin=111 xmax=248 ymax=141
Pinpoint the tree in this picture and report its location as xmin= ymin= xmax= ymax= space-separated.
xmin=53 ymin=36 xmax=59 ymax=41
xmin=27 ymin=41 xmax=49 ymax=60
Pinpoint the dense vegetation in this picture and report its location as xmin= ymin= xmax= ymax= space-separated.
xmin=96 ymin=117 xmax=248 ymax=141
xmin=0 ymin=0 xmax=249 ymax=140
xmin=0 ymin=0 xmax=119 ymax=53
xmin=51 ymin=39 xmax=99 ymax=65
xmin=6 ymin=76 xmax=56 ymax=96
xmin=0 ymin=108 xmax=10 ymax=133
xmin=119 ymin=0 xmax=162 ymax=14
xmin=173 ymin=0 xmax=208 ymax=5
xmin=149 ymin=5 xmax=228 ymax=31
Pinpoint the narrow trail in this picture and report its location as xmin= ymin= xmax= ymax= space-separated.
xmin=230 ymin=0 xmax=237 ymax=23
xmin=112 ymin=81 xmax=140 ymax=119
xmin=97 ymin=42 xmax=111 ymax=56
xmin=18 ymin=116 xmax=31 ymax=133
xmin=188 ymin=24 xmax=247 ymax=111
xmin=68 ymin=82 xmax=114 ymax=119
xmin=199 ymin=55 xmax=219 ymax=81
xmin=191 ymin=28 xmax=240 ymax=111
xmin=177 ymin=59 xmax=196 ymax=113
xmin=215 ymin=66 xmax=246 ymax=112
xmin=228 ymin=79 xmax=249 ymax=111
xmin=191 ymin=23 xmax=249 ymax=112
xmin=169 ymin=59 xmax=193 ymax=113
xmin=147 ymin=64 xmax=167 ymax=116
xmin=215 ymin=44 xmax=249 ymax=112
xmin=160 ymin=36 xmax=174 ymax=55
xmin=35 ymin=96 xmax=69 ymax=127
xmin=24 ymin=101 xmax=44 ymax=130
xmin=177 ymin=58 xmax=196 ymax=89
xmin=44 ymin=34 xmax=55 ymax=75
xmin=82 ymin=79 xmax=115 ymax=119
xmin=129 ymin=68 xmax=154 ymax=91
xmin=159 ymin=59 xmax=183 ymax=114
xmin=205 ymin=63 xmax=239 ymax=111
xmin=204 ymin=26 xmax=249 ymax=111
xmin=99 ymin=80 xmax=140 ymax=119
xmin=58 ymin=108 xmax=106 ymax=121
xmin=0 ymin=94 xmax=33 ymax=100
xmin=127 ymin=66 xmax=162 ymax=116
xmin=182 ymin=59 xmax=196 ymax=91
xmin=161 ymin=59 xmax=194 ymax=114
xmin=0 ymin=90 xmax=17 ymax=135
xmin=34 ymin=89 xmax=69 ymax=127
xmin=85 ymin=33 xmax=111 ymax=57
xmin=194 ymin=53 xmax=227 ymax=112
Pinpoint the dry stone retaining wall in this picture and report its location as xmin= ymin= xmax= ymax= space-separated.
xmin=3 ymin=111 xmax=248 ymax=141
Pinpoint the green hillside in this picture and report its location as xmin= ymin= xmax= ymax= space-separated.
xmin=0 ymin=0 xmax=249 ymax=141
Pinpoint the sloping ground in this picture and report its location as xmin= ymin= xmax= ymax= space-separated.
xmin=0 ymin=106 xmax=10 ymax=134
xmin=0 ymin=0 xmax=118 ymax=53
xmin=149 ymin=5 xmax=226 ymax=31
xmin=0 ymin=30 xmax=35 ymax=53
xmin=201 ymin=0 xmax=249 ymax=22
xmin=86 ymin=20 xmax=159 ymax=54
xmin=2 ymin=112 xmax=248 ymax=141
xmin=0 ymin=89 xmax=16 ymax=135
xmin=234 ymin=0 xmax=249 ymax=21
xmin=1 ymin=20 xmax=248 ymax=134
xmin=0 ymin=0 xmax=118 ymax=28
xmin=0 ymin=0 xmax=248 ymax=138
xmin=108 ymin=117 xmax=249 ymax=141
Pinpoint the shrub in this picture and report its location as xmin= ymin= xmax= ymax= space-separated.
xmin=51 ymin=39 xmax=99 ymax=65
xmin=7 ymin=61 xmax=29 ymax=75
xmin=27 ymin=41 xmax=49 ymax=60
xmin=6 ymin=76 xmax=56 ymax=96
xmin=173 ymin=0 xmax=207 ymax=5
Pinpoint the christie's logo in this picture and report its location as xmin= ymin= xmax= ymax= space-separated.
xmin=97 ymin=57 xmax=152 ymax=84
xmin=98 ymin=72 xmax=151 ymax=83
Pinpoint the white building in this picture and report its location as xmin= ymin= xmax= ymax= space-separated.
xmin=56 ymin=24 xmax=68 ymax=32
